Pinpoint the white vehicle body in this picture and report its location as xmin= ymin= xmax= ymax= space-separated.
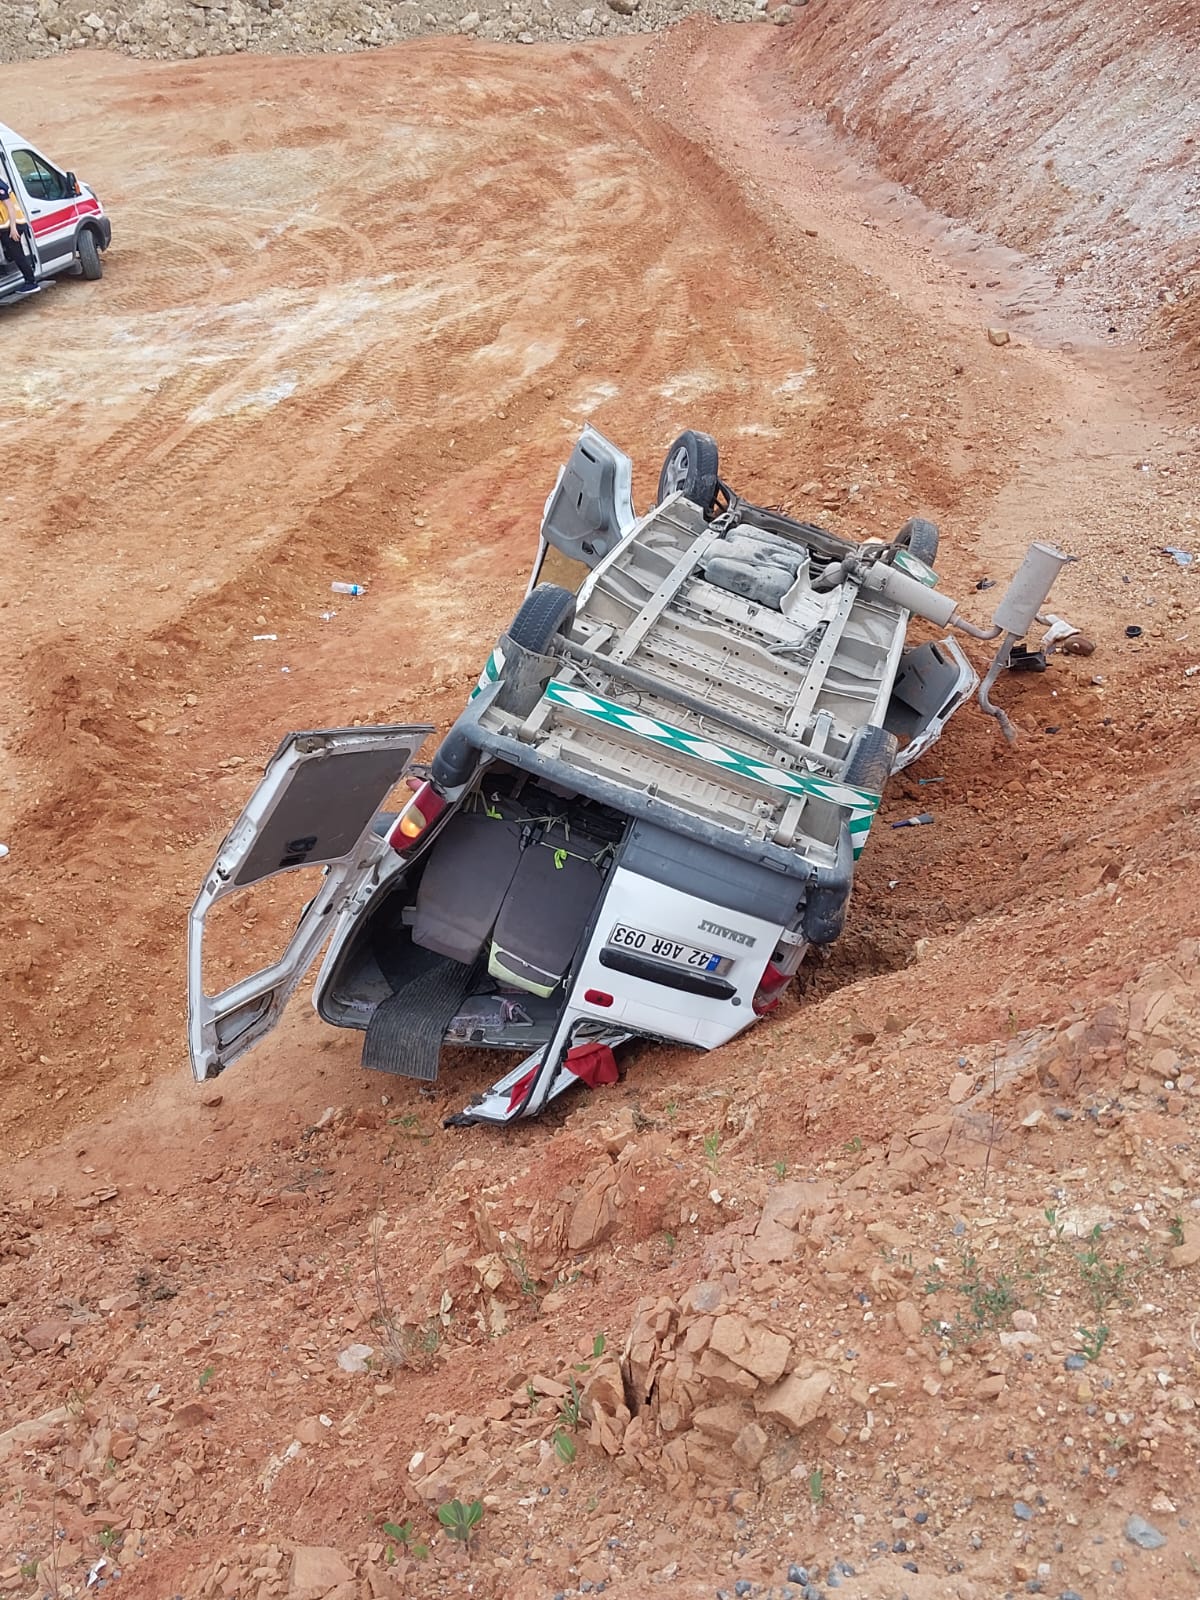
xmin=0 ymin=120 xmax=111 ymax=301
xmin=189 ymin=428 xmax=1068 ymax=1126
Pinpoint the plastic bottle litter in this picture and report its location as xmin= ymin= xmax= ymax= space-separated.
xmin=252 ymin=633 xmax=277 ymax=641
xmin=331 ymin=582 xmax=366 ymax=597
xmin=891 ymin=812 xmax=934 ymax=829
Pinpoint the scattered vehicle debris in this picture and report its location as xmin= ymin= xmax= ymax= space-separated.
xmin=189 ymin=428 xmax=1073 ymax=1125
xmin=1007 ymin=644 xmax=1048 ymax=673
xmin=1161 ymin=546 xmax=1193 ymax=567
xmin=891 ymin=812 xmax=934 ymax=829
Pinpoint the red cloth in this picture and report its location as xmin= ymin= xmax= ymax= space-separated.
xmin=505 ymin=1043 xmax=619 ymax=1113
xmin=564 ymin=1041 xmax=619 ymax=1089
xmin=506 ymin=1064 xmax=538 ymax=1114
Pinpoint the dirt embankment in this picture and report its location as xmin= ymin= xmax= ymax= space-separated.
xmin=2 ymin=10 xmax=1200 ymax=1600
xmin=779 ymin=0 xmax=1200 ymax=363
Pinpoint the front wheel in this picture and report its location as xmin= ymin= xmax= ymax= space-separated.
xmin=77 ymin=229 xmax=102 ymax=281
xmin=657 ymin=429 xmax=719 ymax=515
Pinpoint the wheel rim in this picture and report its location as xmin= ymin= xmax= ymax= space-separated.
xmin=662 ymin=445 xmax=691 ymax=496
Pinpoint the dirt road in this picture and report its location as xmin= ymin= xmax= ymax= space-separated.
xmin=2 ymin=22 xmax=1199 ymax=1600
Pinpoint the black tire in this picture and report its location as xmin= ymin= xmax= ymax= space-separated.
xmin=505 ymin=584 xmax=576 ymax=652
xmin=430 ymin=726 xmax=478 ymax=790
xmin=843 ymin=724 xmax=898 ymax=793
xmin=77 ymin=229 xmax=102 ymax=281
xmin=896 ymin=516 xmax=939 ymax=566
xmin=657 ymin=429 xmax=720 ymax=514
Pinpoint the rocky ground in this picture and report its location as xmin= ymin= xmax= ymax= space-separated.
xmin=2 ymin=4 xmax=1199 ymax=1600
xmin=4 ymin=0 xmax=790 ymax=60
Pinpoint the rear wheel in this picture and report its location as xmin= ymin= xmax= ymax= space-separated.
xmin=896 ymin=516 xmax=939 ymax=566
xmin=844 ymin=724 xmax=899 ymax=793
xmin=505 ymin=584 xmax=576 ymax=651
xmin=77 ymin=229 xmax=102 ymax=281
xmin=657 ymin=429 xmax=719 ymax=514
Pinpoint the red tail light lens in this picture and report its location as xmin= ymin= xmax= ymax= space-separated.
xmin=386 ymin=779 xmax=447 ymax=853
xmin=752 ymin=961 xmax=791 ymax=1016
xmin=584 ymin=989 xmax=614 ymax=1008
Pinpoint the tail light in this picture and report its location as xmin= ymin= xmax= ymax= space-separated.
xmin=386 ymin=779 xmax=446 ymax=853
xmin=752 ymin=961 xmax=791 ymax=1016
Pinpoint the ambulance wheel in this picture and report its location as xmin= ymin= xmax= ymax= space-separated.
xmin=77 ymin=230 xmax=103 ymax=281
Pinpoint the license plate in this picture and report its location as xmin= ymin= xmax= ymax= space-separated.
xmin=607 ymin=924 xmax=733 ymax=975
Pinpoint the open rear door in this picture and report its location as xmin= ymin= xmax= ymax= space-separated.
xmin=188 ymin=725 xmax=431 ymax=1081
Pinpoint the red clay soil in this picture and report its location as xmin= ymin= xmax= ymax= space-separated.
xmin=780 ymin=0 xmax=1200 ymax=349
xmin=1 ymin=16 xmax=1199 ymax=1600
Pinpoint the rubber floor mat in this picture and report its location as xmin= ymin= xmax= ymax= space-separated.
xmin=361 ymin=946 xmax=483 ymax=1080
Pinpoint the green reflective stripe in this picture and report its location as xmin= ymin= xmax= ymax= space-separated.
xmin=543 ymin=679 xmax=883 ymax=826
xmin=469 ymin=645 xmax=506 ymax=700
xmin=847 ymin=809 xmax=874 ymax=859
xmin=894 ymin=550 xmax=939 ymax=588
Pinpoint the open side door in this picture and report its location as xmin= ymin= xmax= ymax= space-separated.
xmin=884 ymin=637 xmax=978 ymax=772
xmin=188 ymin=725 xmax=431 ymax=1081
xmin=534 ymin=425 xmax=637 ymax=582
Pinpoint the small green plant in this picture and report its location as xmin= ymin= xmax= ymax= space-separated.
xmin=20 ymin=1560 xmax=39 ymax=1582
xmin=1075 ymin=1226 xmax=1128 ymax=1313
xmin=591 ymin=1332 xmax=606 ymax=1359
xmin=557 ymin=1377 xmax=583 ymax=1433
xmin=926 ymin=1247 xmax=1022 ymax=1343
xmin=437 ymin=1498 xmax=483 ymax=1548
xmin=1078 ymin=1325 xmax=1110 ymax=1363
xmin=773 ymin=1159 xmax=788 ymax=1179
xmin=507 ymin=1241 xmax=540 ymax=1301
xmin=1169 ymin=1216 xmax=1186 ymax=1246
xmin=843 ymin=1135 xmax=863 ymax=1154
xmin=702 ymin=1132 xmax=721 ymax=1173
xmin=97 ymin=1528 xmax=121 ymax=1552
xmin=663 ymin=1230 xmax=676 ymax=1254
xmin=553 ymin=1429 xmax=577 ymax=1464
xmin=388 ymin=1114 xmax=433 ymax=1142
xmin=382 ymin=1518 xmax=429 ymax=1561
xmin=808 ymin=1467 xmax=825 ymax=1506
xmin=665 ymin=1101 xmax=678 ymax=1122
xmin=1044 ymin=1206 xmax=1066 ymax=1241
xmin=198 ymin=1365 xmax=215 ymax=1391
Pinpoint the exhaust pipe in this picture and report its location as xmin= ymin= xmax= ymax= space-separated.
xmin=990 ymin=542 xmax=1076 ymax=637
xmin=976 ymin=542 xmax=1076 ymax=742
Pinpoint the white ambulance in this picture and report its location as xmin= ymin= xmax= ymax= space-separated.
xmin=0 ymin=121 xmax=111 ymax=302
